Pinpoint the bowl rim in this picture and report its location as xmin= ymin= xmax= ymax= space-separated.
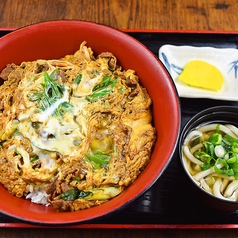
xmin=0 ymin=19 xmax=181 ymax=225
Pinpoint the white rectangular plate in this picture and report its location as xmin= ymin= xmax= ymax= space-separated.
xmin=158 ymin=44 xmax=238 ymax=101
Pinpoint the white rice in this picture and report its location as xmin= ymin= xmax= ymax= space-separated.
xmin=25 ymin=186 xmax=50 ymax=206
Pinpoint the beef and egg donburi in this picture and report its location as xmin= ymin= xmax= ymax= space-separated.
xmin=0 ymin=41 xmax=156 ymax=211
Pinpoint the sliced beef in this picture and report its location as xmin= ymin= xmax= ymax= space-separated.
xmin=0 ymin=63 xmax=17 ymax=80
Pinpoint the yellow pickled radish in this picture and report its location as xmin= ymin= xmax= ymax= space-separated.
xmin=178 ymin=60 xmax=224 ymax=91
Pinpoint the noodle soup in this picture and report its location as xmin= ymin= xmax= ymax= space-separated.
xmin=182 ymin=123 xmax=238 ymax=202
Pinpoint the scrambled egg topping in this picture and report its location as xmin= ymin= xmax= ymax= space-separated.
xmin=0 ymin=42 xmax=156 ymax=211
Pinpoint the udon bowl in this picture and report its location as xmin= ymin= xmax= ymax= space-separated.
xmin=0 ymin=20 xmax=180 ymax=225
xmin=179 ymin=106 xmax=238 ymax=211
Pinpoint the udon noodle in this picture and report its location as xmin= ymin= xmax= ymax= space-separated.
xmin=182 ymin=123 xmax=238 ymax=201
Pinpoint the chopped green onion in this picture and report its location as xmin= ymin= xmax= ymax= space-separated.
xmin=92 ymin=75 xmax=112 ymax=91
xmin=216 ymin=124 xmax=221 ymax=132
xmin=227 ymin=156 xmax=237 ymax=164
xmin=221 ymin=138 xmax=232 ymax=151
xmin=29 ymin=71 xmax=73 ymax=117
xmin=14 ymin=149 xmax=22 ymax=156
xmin=193 ymin=128 xmax=238 ymax=178
xmin=214 ymin=158 xmax=234 ymax=176
xmin=194 ymin=151 xmax=213 ymax=164
xmin=190 ymin=136 xmax=200 ymax=148
xmin=75 ymin=74 xmax=82 ymax=85
xmin=86 ymin=151 xmax=110 ymax=169
xmin=61 ymin=188 xmax=92 ymax=201
xmin=93 ymin=68 xmax=100 ymax=75
xmin=200 ymin=163 xmax=211 ymax=171
xmin=30 ymin=155 xmax=39 ymax=162
xmin=224 ymin=134 xmax=238 ymax=144
xmin=232 ymin=143 xmax=238 ymax=153
xmin=202 ymin=141 xmax=215 ymax=157
xmin=209 ymin=133 xmax=222 ymax=145
xmin=86 ymin=75 xmax=117 ymax=102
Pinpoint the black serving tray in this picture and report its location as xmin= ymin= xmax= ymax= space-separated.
xmin=1 ymin=29 xmax=238 ymax=228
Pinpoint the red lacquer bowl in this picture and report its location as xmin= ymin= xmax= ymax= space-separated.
xmin=0 ymin=20 xmax=180 ymax=226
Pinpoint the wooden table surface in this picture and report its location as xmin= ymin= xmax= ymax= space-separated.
xmin=1 ymin=0 xmax=238 ymax=31
xmin=1 ymin=0 xmax=238 ymax=237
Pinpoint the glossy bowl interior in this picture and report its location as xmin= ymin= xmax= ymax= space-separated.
xmin=179 ymin=106 xmax=238 ymax=211
xmin=0 ymin=20 xmax=181 ymax=225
